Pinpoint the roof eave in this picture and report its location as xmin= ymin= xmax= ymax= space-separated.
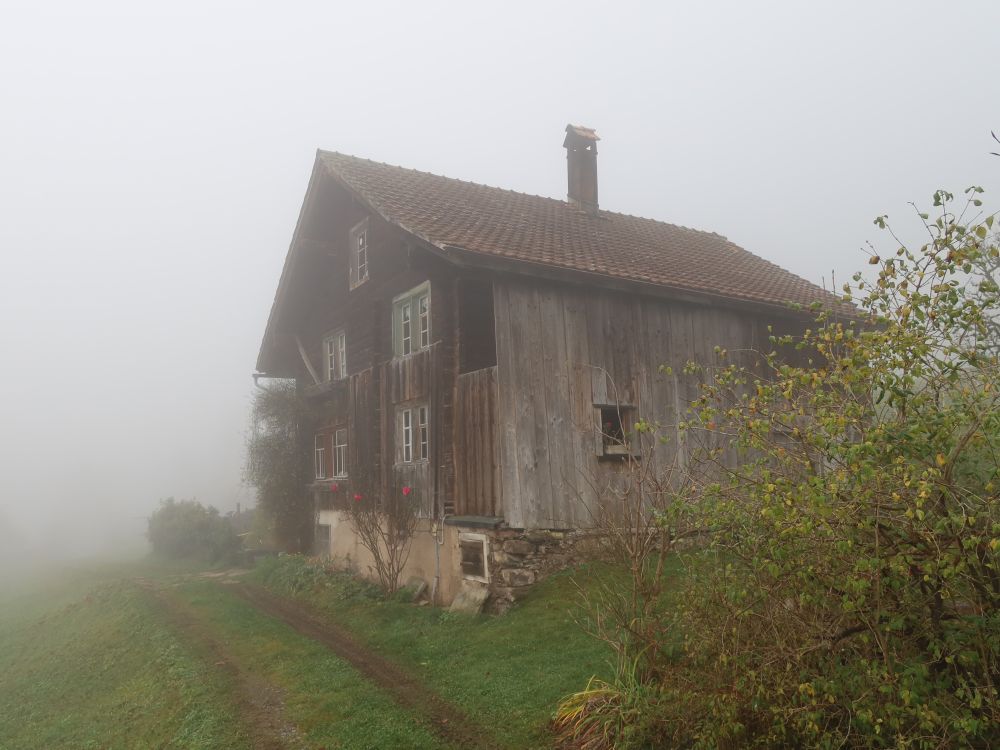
xmin=432 ymin=242 xmax=853 ymax=321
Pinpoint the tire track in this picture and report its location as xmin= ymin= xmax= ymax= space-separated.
xmin=230 ymin=582 xmax=507 ymax=750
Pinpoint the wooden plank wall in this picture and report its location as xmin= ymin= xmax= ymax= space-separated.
xmin=494 ymin=279 xmax=768 ymax=529
xmin=453 ymin=367 xmax=501 ymax=517
xmin=383 ymin=344 xmax=439 ymax=518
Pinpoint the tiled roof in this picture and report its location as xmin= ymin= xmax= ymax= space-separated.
xmin=319 ymin=151 xmax=844 ymax=312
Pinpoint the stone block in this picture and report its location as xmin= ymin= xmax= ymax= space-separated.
xmin=404 ymin=576 xmax=428 ymax=603
xmin=449 ymin=581 xmax=490 ymax=614
xmin=525 ymin=530 xmax=551 ymax=543
xmin=503 ymin=539 xmax=534 ymax=556
xmin=500 ymin=568 xmax=536 ymax=587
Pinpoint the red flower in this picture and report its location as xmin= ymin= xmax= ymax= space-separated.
xmin=401 ymin=486 xmax=412 ymax=496
xmin=330 ymin=483 xmax=339 ymax=492
xmin=353 ymin=493 xmax=363 ymax=502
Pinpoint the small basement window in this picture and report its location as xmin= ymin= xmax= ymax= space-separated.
xmin=459 ymin=532 xmax=489 ymax=583
xmin=596 ymin=404 xmax=637 ymax=458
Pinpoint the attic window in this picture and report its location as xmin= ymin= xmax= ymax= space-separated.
xmin=596 ymin=405 xmax=636 ymax=458
xmin=459 ymin=532 xmax=489 ymax=583
xmin=349 ymin=218 xmax=369 ymax=289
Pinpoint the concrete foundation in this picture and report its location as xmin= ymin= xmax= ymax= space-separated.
xmin=316 ymin=511 xmax=595 ymax=611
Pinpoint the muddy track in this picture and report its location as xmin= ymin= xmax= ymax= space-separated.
xmin=136 ymin=580 xmax=303 ymax=750
xmin=231 ymin=582 xmax=507 ymax=750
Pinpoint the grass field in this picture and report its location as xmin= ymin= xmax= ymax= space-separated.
xmin=0 ymin=556 xmax=617 ymax=749
xmin=0 ymin=560 xmax=249 ymax=750
xmin=249 ymin=556 xmax=616 ymax=748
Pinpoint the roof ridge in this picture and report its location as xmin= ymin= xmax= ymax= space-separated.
xmin=318 ymin=149 xmax=729 ymax=242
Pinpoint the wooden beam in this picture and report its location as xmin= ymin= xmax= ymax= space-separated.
xmin=295 ymin=334 xmax=322 ymax=385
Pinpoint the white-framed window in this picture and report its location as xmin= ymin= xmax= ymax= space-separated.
xmin=418 ymin=294 xmax=430 ymax=349
xmin=393 ymin=282 xmax=430 ymax=357
xmin=402 ymin=408 xmax=413 ymax=463
xmin=399 ymin=404 xmax=429 ymax=463
xmin=314 ymin=434 xmax=327 ymax=479
xmin=459 ymin=532 xmax=489 ymax=583
xmin=333 ymin=428 xmax=348 ymax=478
xmin=336 ymin=330 xmax=347 ymax=379
xmin=349 ymin=218 xmax=369 ymax=289
xmin=401 ymin=300 xmax=412 ymax=356
xmin=418 ymin=405 xmax=429 ymax=460
xmin=324 ymin=329 xmax=347 ymax=381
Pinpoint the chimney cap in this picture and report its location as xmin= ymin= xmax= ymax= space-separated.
xmin=564 ymin=124 xmax=600 ymax=147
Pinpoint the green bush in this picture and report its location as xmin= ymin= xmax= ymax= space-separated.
xmin=147 ymin=498 xmax=240 ymax=563
xmin=559 ymin=189 xmax=1000 ymax=748
xmin=253 ymin=554 xmax=382 ymax=600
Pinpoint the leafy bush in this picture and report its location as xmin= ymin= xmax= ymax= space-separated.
xmin=147 ymin=498 xmax=240 ymax=562
xmin=559 ymin=189 xmax=1000 ymax=748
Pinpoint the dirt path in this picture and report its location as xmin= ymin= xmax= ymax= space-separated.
xmin=230 ymin=582 xmax=507 ymax=750
xmin=136 ymin=579 xmax=304 ymax=750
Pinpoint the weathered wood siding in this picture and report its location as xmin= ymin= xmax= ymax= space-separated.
xmin=494 ymin=278 xmax=770 ymax=529
xmin=453 ymin=366 xmax=501 ymax=517
xmin=302 ymin=176 xmax=461 ymax=520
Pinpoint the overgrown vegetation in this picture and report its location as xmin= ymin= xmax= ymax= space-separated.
xmin=557 ymin=188 xmax=1000 ymax=748
xmin=245 ymin=380 xmax=313 ymax=552
xmin=147 ymin=497 xmax=240 ymax=562
xmin=346 ymin=483 xmax=420 ymax=596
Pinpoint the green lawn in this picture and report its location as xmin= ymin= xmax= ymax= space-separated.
xmin=251 ymin=557 xmax=617 ymax=748
xmin=172 ymin=581 xmax=447 ymax=749
xmin=0 ymin=575 xmax=248 ymax=750
xmin=0 ymin=555 xmax=622 ymax=749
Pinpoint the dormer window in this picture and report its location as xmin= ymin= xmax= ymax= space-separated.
xmin=349 ymin=218 xmax=369 ymax=289
xmin=393 ymin=282 xmax=430 ymax=357
xmin=324 ymin=329 xmax=347 ymax=381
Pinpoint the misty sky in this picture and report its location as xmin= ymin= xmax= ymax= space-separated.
xmin=1 ymin=1 xmax=998 ymax=560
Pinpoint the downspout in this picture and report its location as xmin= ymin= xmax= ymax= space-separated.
xmin=430 ymin=339 xmax=443 ymax=605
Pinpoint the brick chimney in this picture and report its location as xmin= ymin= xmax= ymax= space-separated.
xmin=563 ymin=124 xmax=600 ymax=213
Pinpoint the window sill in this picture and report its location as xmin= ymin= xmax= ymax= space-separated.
xmin=394 ymin=459 xmax=430 ymax=468
xmin=310 ymin=478 xmax=348 ymax=488
xmin=391 ymin=347 xmax=432 ymax=362
xmin=598 ymin=446 xmax=640 ymax=461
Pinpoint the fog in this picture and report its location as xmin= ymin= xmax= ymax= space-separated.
xmin=1 ymin=0 xmax=998 ymax=564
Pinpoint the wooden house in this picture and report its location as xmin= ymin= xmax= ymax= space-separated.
xmin=255 ymin=126 xmax=841 ymax=606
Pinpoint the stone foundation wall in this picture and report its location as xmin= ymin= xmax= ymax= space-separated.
xmin=482 ymin=526 xmax=598 ymax=614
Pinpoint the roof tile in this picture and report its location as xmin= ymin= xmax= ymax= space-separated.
xmin=320 ymin=151 xmax=845 ymax=312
